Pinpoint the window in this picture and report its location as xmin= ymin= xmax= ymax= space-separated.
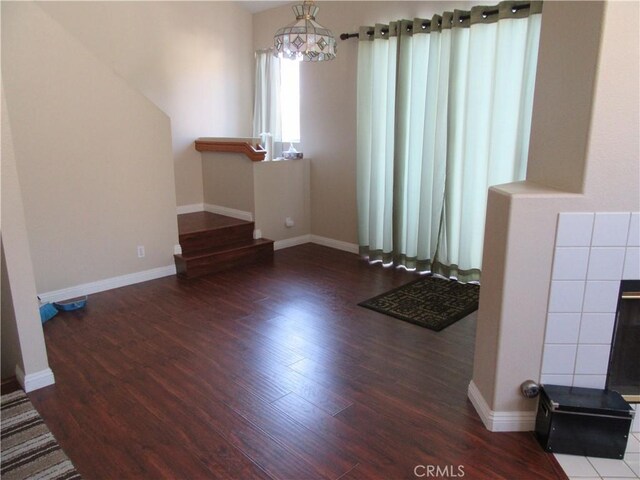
xmin=253 ymin=50 xmax=301 ymax=158
xmin=279 ymin=59 xmax=300 ymax=144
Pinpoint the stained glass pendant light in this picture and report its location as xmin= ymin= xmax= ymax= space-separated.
xmin=274 ymin=0 xmax=336 ymax=62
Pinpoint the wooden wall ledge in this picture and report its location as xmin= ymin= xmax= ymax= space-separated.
xmin=195 ymin=137 xmax=266 ymax=162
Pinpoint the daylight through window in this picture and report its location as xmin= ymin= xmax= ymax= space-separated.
xmin=279 ymin=59 xmax=300 ymax=144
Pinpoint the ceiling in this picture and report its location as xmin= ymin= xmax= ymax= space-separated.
xmin=234 ymin=1 xmax=294 ymax=14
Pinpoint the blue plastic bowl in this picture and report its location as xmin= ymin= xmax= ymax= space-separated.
xmin=53 ymin=296 xmax=87 ymax=312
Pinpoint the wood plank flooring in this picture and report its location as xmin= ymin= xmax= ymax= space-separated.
xmin=29 ymin=244 xmax=566 ymax=480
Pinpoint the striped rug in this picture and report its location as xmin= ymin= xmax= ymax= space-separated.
xmin=1 ymin=390 xmax=81 ymax=480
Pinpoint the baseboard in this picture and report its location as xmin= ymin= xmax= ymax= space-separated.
xmin=176 ymin=203 xmax=204 ymax=215
xmin=270 ymin=234 xmax=358 ymax=253
xmin=467 ymin=380 xmax=536 ymax=432
xmin=204 ymin=204 xmax=253 ymax=222
xmin=38 ymin=264 xmax=176 ymax=303
xmin=310 ymin=235 xmax=359 ymax=254
xmin=15 ymin=365 xmax=55 ymax=393
xmin=274 ymin=235 xmax=312 ymax=251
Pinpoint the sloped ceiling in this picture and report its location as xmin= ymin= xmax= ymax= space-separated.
xmin=235 ymin=1 xmax=293 ymax=14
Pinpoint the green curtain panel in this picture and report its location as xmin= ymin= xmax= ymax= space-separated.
xmin=356 ymin=1 xmax=543 ymax=282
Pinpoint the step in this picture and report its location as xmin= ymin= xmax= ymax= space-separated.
xmin=178 ymin=212 xmax=255 ymax=255
xmin=174 ymin=238 xmax=274 ymax=279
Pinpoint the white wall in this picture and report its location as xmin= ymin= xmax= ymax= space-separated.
xmin=2 ymin=2 xmax=179 ymax=294
xmin=38 ymin=1 xmax=255 ymax=207
xmin=1 ymin=80 xmax=52 ymax=388
xmin=201 ymin=152 xmax=311 ymax=243
xmin=524 ymin=1 xmax=603 ymax=193
xmin=470 ymin=1 xmax=640 ymax=430
xmin=254 ymin=158 xmax=311 ymax=242
xmin=253 ymin=1 xmax=480 ymax=244
xmin=203 ymin=152 xmax=256 ymax=214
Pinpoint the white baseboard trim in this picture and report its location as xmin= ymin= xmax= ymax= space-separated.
xmin=271 ymin=234 xmax=358 ymax=253
xmin=38 ymin=264 xmax=177 ymax=303
xmin=310 ymin=235 xmax=359 ymax=254
xmin=274 ymin=234 xmax=312 ymax=251
xmin=176 ymin=203 xmax=204 ymax=215
xmin=467 ymin=380 xmax=536 ymax=432
xmin=15 ymin=365 xmax=55 ymax=393
xmin=204 ymin=203 xmax=253 ymax=222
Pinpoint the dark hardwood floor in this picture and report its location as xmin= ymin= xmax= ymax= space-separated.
xmin=29 ymin=244 xmax=566 ymax=480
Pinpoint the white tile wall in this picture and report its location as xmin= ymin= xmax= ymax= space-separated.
xmin=554 ymin=247 xmax=590 ymax=280
xmin=541 ymin=211 xmax=639 ymax=386
xmin=579 ymin=313 xmax=616 ymax=344
xmin=542 ymin=344 xmax=577 ymax=374
xmin=549 ymin=281 xmax=586 ymax=312
xmin=546 ymin=313 xmax=582 ymax=343
xmin=592 ymin=213 xmax=631 ymax=247
xmin=556 ymin=213 xmax=595 ymax=247
xmin=572 ymin=374 xmax=607 ymax=389
xmin=624 ymin=248 xmax=640 ymax=280
xmin=588 ymin=248 xmax=626 ymax=280
xmin=540 ymin=373 xmax=574 ymax=385
xmin=628 ymin=213 xmax=640 ymax=247
xmin=575 ymin=345 xmax=611 ymax=375
xmin=583 ymin=281 xmax=622 ymax=313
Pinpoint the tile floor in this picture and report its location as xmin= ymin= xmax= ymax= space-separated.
xmin=555 ymin=404 xmax=640 ymax=480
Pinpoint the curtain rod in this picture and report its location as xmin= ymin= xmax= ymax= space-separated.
xmin=339 ymin=2 xmax=531 ymax=40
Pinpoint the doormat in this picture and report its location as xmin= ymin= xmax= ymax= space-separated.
xmin=358 ymin=275 xmax=480 ymax=331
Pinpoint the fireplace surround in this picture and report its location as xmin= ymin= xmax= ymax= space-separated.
xmin=541 ymin=212 xmax=639 ymax=398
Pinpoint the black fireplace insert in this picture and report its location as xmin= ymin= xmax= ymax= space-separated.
xmin=606 ymin=279 xmax=640 ymax=400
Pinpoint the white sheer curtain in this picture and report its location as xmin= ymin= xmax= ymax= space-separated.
xmin=356 ymin=2 xmax=542 ymax=281
xmin=253 ymin=49 xmax=281 ymax=142
xmin=438 ymin=6 xmax=542 ymax=279
xmin=357 ymin=25 xmax=396 ymax=261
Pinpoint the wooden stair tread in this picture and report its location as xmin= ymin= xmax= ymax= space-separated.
xmin=174 ymin=239 xmax=273 ymax=278
xmin=178 ymin=212 xmax=252 ymax=236
xmin=175 ymin=238 xmax=273 ymax=260
xmin=175 ymin=211 xmax=272 ymax=278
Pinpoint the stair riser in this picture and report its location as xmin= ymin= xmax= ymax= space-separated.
xmin=179 ymin=224 xmax=254 ymax=255
xmin=175 ymin=244 xmax=273 ymax=278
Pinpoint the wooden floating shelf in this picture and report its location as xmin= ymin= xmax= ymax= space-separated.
xmin=195 ymin=138 xmax=266 ymax=162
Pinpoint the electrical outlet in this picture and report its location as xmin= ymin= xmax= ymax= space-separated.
xmin=137 ymin=245 xmax=145 ymax=258
xmin=285 ymin=217 xmax=295 ymax=228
